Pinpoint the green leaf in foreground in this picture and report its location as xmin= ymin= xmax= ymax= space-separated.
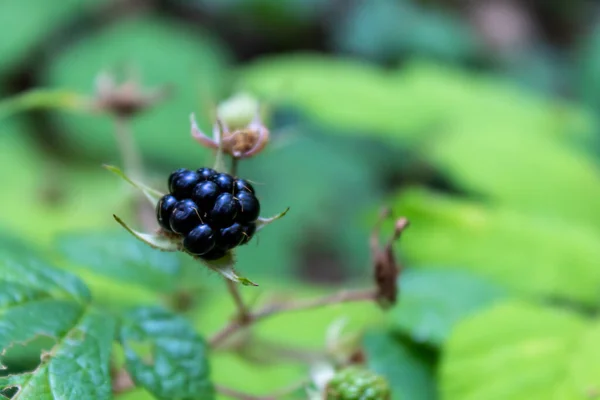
xmin=391 ymin=188 xmax=600 ymax=305
xmin=1 ymin=309 xmax=116 ymax=400
xmin=363 ymin=331 xmax=436 ymax=400
xmin=0 ymin=250 xmax=89 ymax=304
xmin=441 ymin=301 xmax=600 ymax=400
xmin=0 ymin=249 xmax=115 ymax=399
xmin=56 ymin=230 xmax=181 ymax=292
xmin=390 ymin=268 xmax=507 ymax=346
xmin=120 ymin=306 xmax=215 ymax=400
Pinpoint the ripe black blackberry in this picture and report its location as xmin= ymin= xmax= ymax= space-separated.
xmin=156 ymin=168 xmax=260 ymax=260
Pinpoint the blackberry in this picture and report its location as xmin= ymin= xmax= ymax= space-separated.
xmin=236 ymin=191 xmax=260 ymax=223
xmin=168 ymin=168 xmax=187 ymax=190
xmin=210 ymin=193 xmax=239 ymax=227
xmin=192 ymin=181 xmax=219 ymax=210
xmin=156 ymin=194 xmax=177 ymax=231
xmin=159 ymin=167 xmax=263 ymax=261
xmin=218 ymin=222 xmax=245 ymax=250
xmin=241 ymin=223 xmax=256 ymax=245
xmin=201 ymin=247 xmax=227 ymax=261
xmin=197 ymin=167 xmax=216 ymax=181
xmin=170 ymin=170 xmax=200 ymax=198
xmin=211 ymin=173 xmax=234 ymax=193
xmin=169 ymin=199 xmax=202 ymax=235
xmin=234 ymin=179 xmax=255 ymax=194
xmin=184 ymin=224 xmax=215 ymax=255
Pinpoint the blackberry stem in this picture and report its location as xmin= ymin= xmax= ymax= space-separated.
xmin=215 ymin=378 xmax=308 ymax=400
xmin=113 ymin=115 xmax=143 ymax=181
xmin=226 ymin=279 xmax=251 ymax=323
xmin=210 ymin=288 xmax=377 ymax=348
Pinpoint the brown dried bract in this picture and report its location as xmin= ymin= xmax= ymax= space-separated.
xmin=370 ymin=208 xmax=409 ymax=310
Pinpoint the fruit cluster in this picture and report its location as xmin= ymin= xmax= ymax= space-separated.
xmin=156 ymin=167 xmax=260 ymax=260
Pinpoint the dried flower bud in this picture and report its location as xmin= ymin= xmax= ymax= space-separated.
xmin=370 ymin=209 xmax=409 ymax=309
xmin=191 ymin=94 xmax=270 ymax=160
xmin=93 ymin=71 xmax=169 ymax=118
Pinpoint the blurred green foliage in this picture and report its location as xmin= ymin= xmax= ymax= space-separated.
xmin=2 ymin=0 xmax=600 ymax=398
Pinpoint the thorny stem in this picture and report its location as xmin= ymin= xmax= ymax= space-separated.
xmin=113 ymin=116 xmax=143 ymax=181
xmin=210 ymin=288 xmax=376 ymax=348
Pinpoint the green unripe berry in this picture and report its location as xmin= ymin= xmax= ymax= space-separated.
xmin=325 ymin=366 xmax=391 ymax=400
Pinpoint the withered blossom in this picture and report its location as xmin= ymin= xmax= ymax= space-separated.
xmin=93 ymin=71 xmax=170 ymax=118
xmin=190 ymin=94 xmax=270 ymax=159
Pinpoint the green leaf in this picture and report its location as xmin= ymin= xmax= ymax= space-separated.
xmin=440 ymin=301 xmax=600 ymax=400
xmin=0 ymin=89 xmax=90 ymax=121
xmin=120 ymin=306 xmax=214 ymax=400
xmin=390 ymin=188 xmax=600 ymax=305
xmin=45 ymin=15 xmax=230 ymax=166
xmin=0 ymin=247 xmax=115 ymax=399
xmin=0 ymin=125 xmax=132 ymax=244
xmin=428 ymin=122 xmax=600 ymax=226
xmin=578 ymin=23 xmax=600 ymax=116
xmin=0 ymin=308 xmax=116 ymax=400
xmin=0 ymin=0 xmax=108 ymax=75
xmin=363 ymin=331 xmax=436 ymax=400
xmin=56 ymin=230 xmax=181 ymax=292
xmin=0 ymin=250 xmax=89 ymax=303
xmin=332 ymin=0 xmax=476 ymax=63
xmin=390 ymin=268 xmax=507 ymax=346
xmin=238 ymin=56 xmax=589 ymax=146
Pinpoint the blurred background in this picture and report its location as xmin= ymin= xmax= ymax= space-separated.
xmin=2 ymin=0 xmax=600 ymax=399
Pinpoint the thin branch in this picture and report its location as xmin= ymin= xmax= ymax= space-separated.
xmin=113 ymin=116 xmax=143 ymax=181
xmin=256 ymin=288 xmax=376 ymax=319
xmin=210 ymin=288 xmax=376 ymax=348
xmin=226 ymin=278 xmax=251 ymax=322
xmin=216 ymin=385 xmax=274 ymax=400
xmin=216 ymin=378 xmax=308 ymax=400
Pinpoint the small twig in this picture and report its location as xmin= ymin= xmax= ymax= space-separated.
xmin=113 ymin=115 xmax=143 ymax=181
xmin=216 ymin=385 xmax=274 ymax=400
xmin=216 ymin=378 xmax=308 ymax=400
xmin=111 ymin=368 xmax=134 ymax=394
xmin=226 ymin=279 xmax=251 ymax=322
xmin=210 ymin=288 xmax=376 ymax=347
xmin=256 ymin=288 xmax=375 ymax=319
